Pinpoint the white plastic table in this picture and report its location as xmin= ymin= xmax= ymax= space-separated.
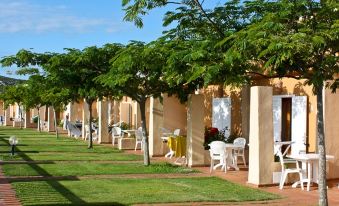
xmin=287 ymin=153 xmax=334 ymax=191
xmin=160 ymin=133 xmax=174 ymax=141
xmin=121 ymin=129 xmax=137 ymax=137
xmin=213 ymin=143 xmax=243 ymax=171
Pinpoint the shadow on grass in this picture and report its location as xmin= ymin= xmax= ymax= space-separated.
xmin=0 ymin=160 xmax=56 ymax=164
xmin=7 ymin=175 xmax=81 ymax=182
xmin=0 ymin=136 xmax=87 ymax=205
xmin=0 ymin=150 xmax=39 ymax=154
xmin=32 ymin=203 xmax=126 ymax=206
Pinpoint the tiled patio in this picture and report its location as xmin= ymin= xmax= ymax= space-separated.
xmin=129 ymin=150 xmax=339 ymax=206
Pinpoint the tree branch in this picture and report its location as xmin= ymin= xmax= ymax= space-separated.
xmin=193 ymin=0 xmax=225 ymax=38
xmin=166 ymin=1 xmax=182 ymax=5
xmin=245 ymin=71 xmax=303 ymax=80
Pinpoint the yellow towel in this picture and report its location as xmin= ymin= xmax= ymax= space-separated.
xmin=175 ymin=136 xmax=186 ymax=157
xmin=167 ymin=136 xmax=186 ymax=157
xmin=167 ymin=136 xmax=176 ymax=151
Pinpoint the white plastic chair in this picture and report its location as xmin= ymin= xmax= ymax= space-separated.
xmin=274 ymin=144 xmax=304 ymax=190
xmin=85 ymin=124 xmax=98 ymax=141
xmin=160 ymin=127 xmax=172 ymax=142
xmin=173 ymin=129 xmax=180 ymax=136
xmin=135 ymin=127 xmax=143 ymax=151
xmin=112 ymin=121 xmax=123 ymax=127
xmin=233 ymin=137 xmax=247 ymax=167
xmin=209 ymin=141 xmax=228 ymax=174
xmin=67 ymin=122 xmax=81 ymax=138
xmin=112 ymin=127 xmax=123 ymax=147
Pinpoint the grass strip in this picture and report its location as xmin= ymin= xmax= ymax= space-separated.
xmin=3 ymin=162 xmax=196 ymax=177
xmin=12 ymin=177 xmax=280 ymax=205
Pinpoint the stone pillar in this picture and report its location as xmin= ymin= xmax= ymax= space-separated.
xmin=324 ymin=88 xmax=339 ymax=179
xmin=107 ymin=99 xmax=112 ymax=125
xmin=82 ymin=101 xmax=89 ymax=139
xmin=149 ymin=97 xmax=165 ymax=157
xmin=69 ymin=103 xmax=77 ymax=122
xmin=248 ymin=86 xmax=274 ymax=186
xmin=47 ymin=107 xmax=55 ymax=132
xmin=241 ymin=85 xmax=251 ymax=164
xmin=24 ymin=110 xmax=31 ymax=128
xmin=15 ymin=103 xmax=20 ymax=119
xmin=132 ymin=101 xmax=141 ymax=129
xmin=113 ymin=100 xmax=120 ymax=124
xmin=98 ymin=98 xmax=110 ymax=143
xmin=187 ymin=94 xmax=206 ymax=167
xmin=4 ymin=106 xmax=11 ymax=126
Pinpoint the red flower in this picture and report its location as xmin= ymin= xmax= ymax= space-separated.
xmin=209 ymin=127 xmax=219 ymax=136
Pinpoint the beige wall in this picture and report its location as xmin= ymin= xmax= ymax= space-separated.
xmin=120 ymin=102 xmax=132 ymax=126
xmin=0 ymin=101 xmax=4 ymax=117
xmin=145 ymin=98 xmax=150 ymax=132
xmin=201 ymin=85 xmax=243 ymax=137
xmin=149 ymin=97 xmax=165 ymax=156
xmin=253 ymin=78 xmax=317 ymax=153
xmin=248 ymin=86 xmax=275 ymax=186
xmin=149 ymin=95 xmax=186 ymax=157
xmin=200 ymin=79 xmax=317 ymax=154
xmin=98 ymin=98 xmax=110 ymax=143
xmin=112 ymin=100 xmax=120 ymax=124
xmin=324 ymin=88 xmax=339 ymax=179
xmin=163 ymin=95 xmax=187 ymax=135
xmin=187 ymin=94 xmax=207 ymax=166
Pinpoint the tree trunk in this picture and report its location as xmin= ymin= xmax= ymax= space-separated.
xmin=139 ymin=97 xmax=150 ymax=166
xmin=87 ymin=101 xmax=93 ymax=149
xmin=53 ymin=107 xmax=59 ymax=139
xmin=37 ymin=107 xmax=41 ymax=132
xmin=316 ymin=84 xmax=328 ymax=206
xmin=218 ymin=84 xmax=224 ymax=98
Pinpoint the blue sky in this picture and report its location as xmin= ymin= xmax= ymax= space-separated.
xmin=0 ymin=0 xmax=222 ymax=79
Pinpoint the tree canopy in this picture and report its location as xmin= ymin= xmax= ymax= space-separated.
xmin=220 ymin=1 xmax=338 ymax=205
xmin=42 ymin=44 xmax=124 ymax=148
xmin=97 ymin=41 xmax=197 ymax=165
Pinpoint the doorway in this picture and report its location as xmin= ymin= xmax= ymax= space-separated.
xmin=273 ymin=95 xmax=307 ymax=155
xmin=281 ymin=98 xmax=292 ymax=153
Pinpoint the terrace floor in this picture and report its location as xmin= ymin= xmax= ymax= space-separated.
xmin=127 ymin=150 xmax=339 ymax=206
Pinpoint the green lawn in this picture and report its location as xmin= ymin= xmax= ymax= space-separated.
xmin=0 ymin=127 xmax=280 ymax=205
xmin=12 ymin=177 xmax=279 ymax=205
xmin=3 ymin=162 xmax=195 ymax=177
xmin=0 ymin=128 xmax=141 ymax=161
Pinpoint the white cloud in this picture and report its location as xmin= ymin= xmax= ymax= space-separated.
xmin=0 ymin=0 xmax=121 ymax=33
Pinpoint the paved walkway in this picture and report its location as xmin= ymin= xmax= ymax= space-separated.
xmin=145 ymin=151 xmax=339 ymax=206
xmin=0 ymin=167 xmax=21 ymax=206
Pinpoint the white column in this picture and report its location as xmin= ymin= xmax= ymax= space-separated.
xmin=65 ymin=102 xmax=78 ymax=123
xmin=4 ymin=106 xmax=11 ymax=126
xmin=47 ymin=107 xmax=55 ymax=132
xmin=24 ymin=110 xmax=31 ymax=128
xmin=107 ymin=99 xmax=112 ymax=125
xmin=82 ymin=101 xmax=89 ymax=139
xmin=187 ymin=94 xmax=206 ymax=167
xmin=149 ymin=97 xmax=164 ymax=156
xmin=248 ymin=86 xmax=274 ymax=186
xmin=113 ymin=101 xmax=120 ymax=124
xmin=98 ymin=98 xmax=109 ymax=143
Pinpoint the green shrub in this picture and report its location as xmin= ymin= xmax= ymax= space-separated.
xmin=32 ymin=115 xmax=39 ymax=124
